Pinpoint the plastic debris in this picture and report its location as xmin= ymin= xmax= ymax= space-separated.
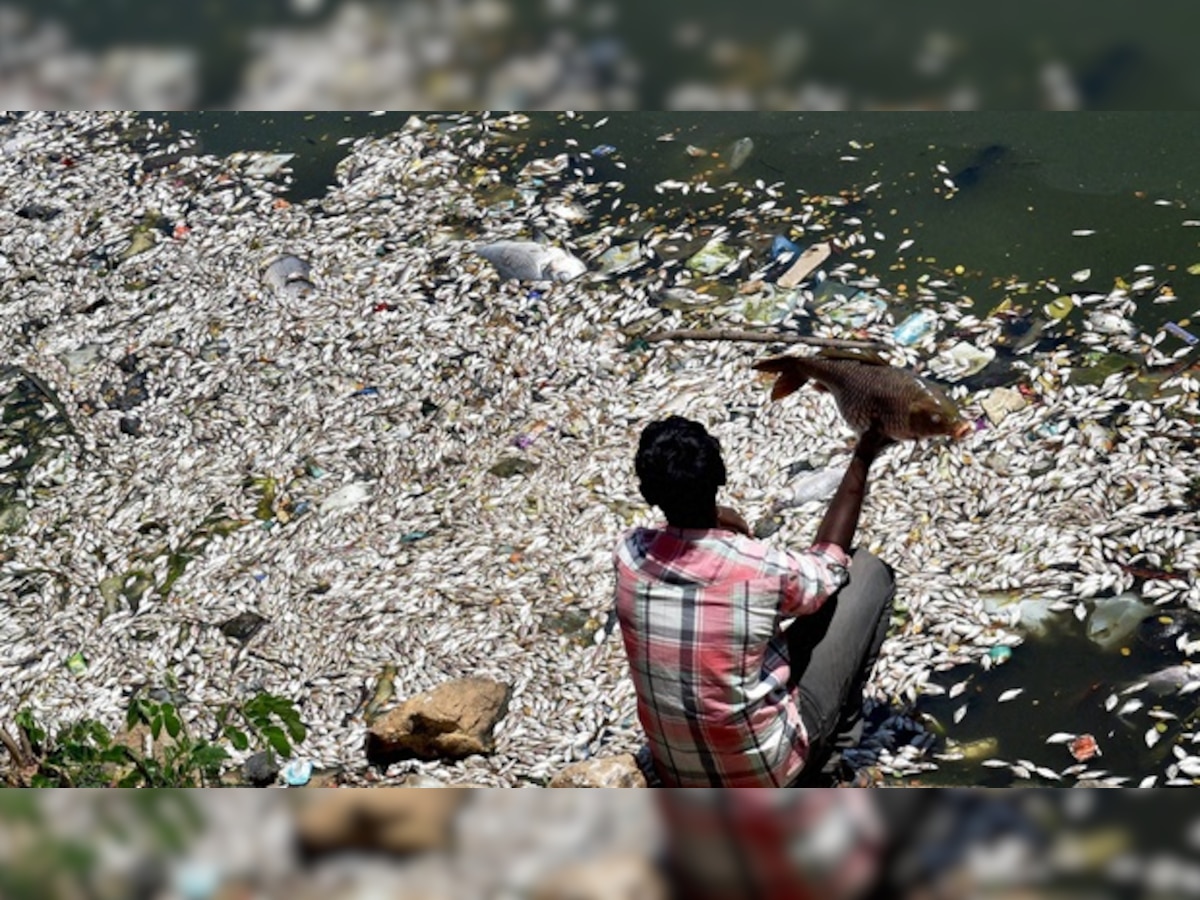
xmin=283 ymin=758 xmax=314 ymax=786
xmin=769 ymin=234 xmax=802 ymax=262
xmin=590 ymin=144 xmax=617 ymax=157
xmin=773 ymin=465 xmax=847 ymax=512
xmin=892 ymin=309 xmax=938 ymax=345
xmin=727 ymin=136 xmax=754 ymax=171
xmin=814 ymin=289 xmax=887 ymax=328
xmin=1086 ymin=593 xmax=1153 ymax=651
xmin=1164 ymin=321 xmax=1199 ymax=345
xmin=1044 ymin=295 xmax=1074 ymax=321
xmin=66 ymin=652 xmax=87 ymax=676
xmin=988 ymin=645 xmax=1013 ymax=665
xmin=319 ymin=481 xmax=372 ymax=514
xmin=595 ymin=241 xmax=643 ymax=276
xmin=980 ymin=387 xmax=1027 ymax=426
xmin=686 ymin=239 xmax=740 ymax=276
xmin=1068 ymin=734 xmax=1100 ymax=763
xmin=775 ymin=241 xmax=832 ymax=288
xmin=929 ymin=342 xmax=996 ymax=381
xmin=474 ymin=241 xmax=586 ymax=282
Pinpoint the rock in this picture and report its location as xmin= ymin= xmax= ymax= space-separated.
xmin=219 ymin=611 xmax=269 ymax=643
xmin=366 ymin=676 xmax=510 ymax=764
xmin=119 ymin=415 xmax=142 ymax=436
xmin=294 ymin=790 xmax=465 ymax=859
xmin=981 ymin=386 xmax=1027 ymax=425
xmin=243 ymin=750 xmax=280 ymax=787
xmin=549 ymin=754 xmax=647 ymax=789
xmin=531 ymin=853 xmax=667 ymax=900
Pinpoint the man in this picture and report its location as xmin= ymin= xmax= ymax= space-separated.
xmin=613 ymin=415 xmax=895 ymax=787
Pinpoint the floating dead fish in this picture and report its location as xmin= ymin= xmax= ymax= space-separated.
xmin=1072 ymin=229 xmax=1097 ymax=236
xmin=753 ymin=348 xmax=972 ymax=442
xmin=232 ymin=151 xmax=295 ymax=178
xmin=998 ymin=688 xmax=1024 ymax=703
xmin=685 ymin=144 xmax=709 ymax=158
xmin=473 ymin=241 xmax=587 ymax=282
xmin=519 ymin=153 xmax=571 ymax=178
xmin=263 ymin=254 xmax=315 ymax=300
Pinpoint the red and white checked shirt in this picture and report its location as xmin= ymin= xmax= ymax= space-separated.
xmin=614 ymin=525 xmax=850 ymax=787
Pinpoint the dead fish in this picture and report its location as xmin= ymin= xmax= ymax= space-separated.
xmin=752 ymin=348 xmax=972 ymax=442
xmin=473 ymin=241 xmax=587 ymax=282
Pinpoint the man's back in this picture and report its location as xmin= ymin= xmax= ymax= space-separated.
xmin=613 ymin=524 xmax=849 ymax=787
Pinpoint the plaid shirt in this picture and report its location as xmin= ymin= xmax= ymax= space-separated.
xmin=614 ymin=525 xmax=850 ymax=787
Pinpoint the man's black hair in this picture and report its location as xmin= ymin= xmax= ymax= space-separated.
xmin=635 ymin=416 xmax=726 ymax=525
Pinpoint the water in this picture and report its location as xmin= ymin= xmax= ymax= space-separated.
xmin=141 ymin=111 xmax=1200 ymax=783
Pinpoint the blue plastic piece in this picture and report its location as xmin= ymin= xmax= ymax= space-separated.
xmin=769 ymin=235 xmax=802 ymax=262
xmin=283 ymin=758 xmax=313 ymax=786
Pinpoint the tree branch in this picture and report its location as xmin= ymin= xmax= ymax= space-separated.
xmin=640 ymin=328 xmax=887 ymax=351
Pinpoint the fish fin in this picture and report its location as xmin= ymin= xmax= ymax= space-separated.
xmin=751 ymin=354 xmax=799 ymax=373
xmin=769 ymin=370 xmax=809 ymax=400
xmin=816 ymin=347 xmax=890 ymax=366
xmin=752 ymin=356 xmax=811 ymax=400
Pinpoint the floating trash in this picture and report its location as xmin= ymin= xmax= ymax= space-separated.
xmin=773 ymin=464 xmax=846 ymax=511
xmin=775 ymin=241 xmax=832 ymax=288
xmin=519 ymin=153 xmax=570 ymax=178
xmin=1164 ymin=321 xmax=1198 ymax=345
xmin=686 ymin=239 xmax=740 ymax=276
xmin=988 ymin=645 xmax=1013 ymax=666
xmin=283 ymin=758 xmax=314 ymax=786
xmin=1069 ymin=734 xmax=1100 ymax=763
xmin=319 ymin=482 xmax=372 ymax=514
xmin=980 ymin=387 xmax=1027 ymax=426
xmin=1086 ymin=593 xmax=1153 ymax=651
xmin=929 ymin=342 xmax=996 ymax=382
xmin=727 ymin=136 xmax=754 ymax=172
xmin=817 ymin=291 xmax=887 ymax=328
xmin=65 ymin=652 xmax=87 ymax=676
xmin=1044 ymin=295 xmax=1074 ymax=321
xmin=892 ymin=309 xmax=938 ymax=345
xmin=595 ymin=241 xmax=644 ymax=276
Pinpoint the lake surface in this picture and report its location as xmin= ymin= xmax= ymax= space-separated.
xmin=141 ymin=111 xmax=1200 ymax=785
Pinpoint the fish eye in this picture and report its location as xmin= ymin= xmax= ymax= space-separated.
xmin=931 ymin=414 xmax=941 ymax=422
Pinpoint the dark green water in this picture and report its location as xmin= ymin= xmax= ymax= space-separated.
xmin=153 ymin=110 xmax=1200 ymax=336
xmin=144 ymin=111 xmax=1200 ymax=785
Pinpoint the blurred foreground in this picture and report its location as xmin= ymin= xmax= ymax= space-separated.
xmin=2 ymin=789 xmax=1199 ymax=899
xmin=2 ymin=0 xmax=1199 ymax=109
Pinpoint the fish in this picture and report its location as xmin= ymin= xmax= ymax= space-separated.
xmin=752 ymin=348 xmax=972 ymax=442
xmin=473 ymin=241 xmax=587 ymax=282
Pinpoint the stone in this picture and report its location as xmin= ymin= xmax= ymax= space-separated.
xmin=981 ymin=386 xmax=1027 ymax=426
xmin=293 ymin=790 xmax=465 ymax=859
xmin=531 ymin=853 xmax=667 ymax=900
xmin=366 ymin=676 xmax=510 ymax=764
xmin=243 ymin=750 xmax=280 ymax=787
xmin=548 ymin=754 xmax=648 ymax=789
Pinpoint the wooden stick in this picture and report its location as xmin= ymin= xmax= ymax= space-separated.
xmin=641 ymin=328 xmax=887 ymax=351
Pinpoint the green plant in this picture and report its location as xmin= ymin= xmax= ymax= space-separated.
xmin=218 ymin=691 xmax=308 ymax=759
xmin=1 ymin=691 xmax=307 ymax=788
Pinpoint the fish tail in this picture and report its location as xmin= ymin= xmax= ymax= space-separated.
xmin=752 ymin=357 xmax=810 ymax=400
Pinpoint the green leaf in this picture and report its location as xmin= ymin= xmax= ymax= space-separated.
xmin=190 ymin=744 xmax=229 ymax=771
xmin=150 ymin=716 xmax=162 ymax=741
xmin=118 ymin=770 xmax=143 ymax=788
xmin=261 ymin=725 xmax=291 ymax=758
xmin=162 ymin=705 xmax=181 ymax=739
xmin=283 ymin=717 xmax=306 ymax=745
xmin=223 ymin=727 xmax=250 ymax=752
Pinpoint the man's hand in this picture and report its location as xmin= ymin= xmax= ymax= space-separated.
xmin=716 ymin=505 xmax=752 ymax=536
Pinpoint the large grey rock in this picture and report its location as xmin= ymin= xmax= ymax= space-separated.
xmin=549 ymin=754 xmax=648 ymax=789
xmin=366 ymin=676 xmax=510 ymax=763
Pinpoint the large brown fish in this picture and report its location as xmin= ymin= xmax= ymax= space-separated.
xmin=753 ymin=348 xmax=972 ymax=442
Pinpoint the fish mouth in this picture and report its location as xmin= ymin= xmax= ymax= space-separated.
xmin=951 ymin=421 xmax=974 ymax=440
